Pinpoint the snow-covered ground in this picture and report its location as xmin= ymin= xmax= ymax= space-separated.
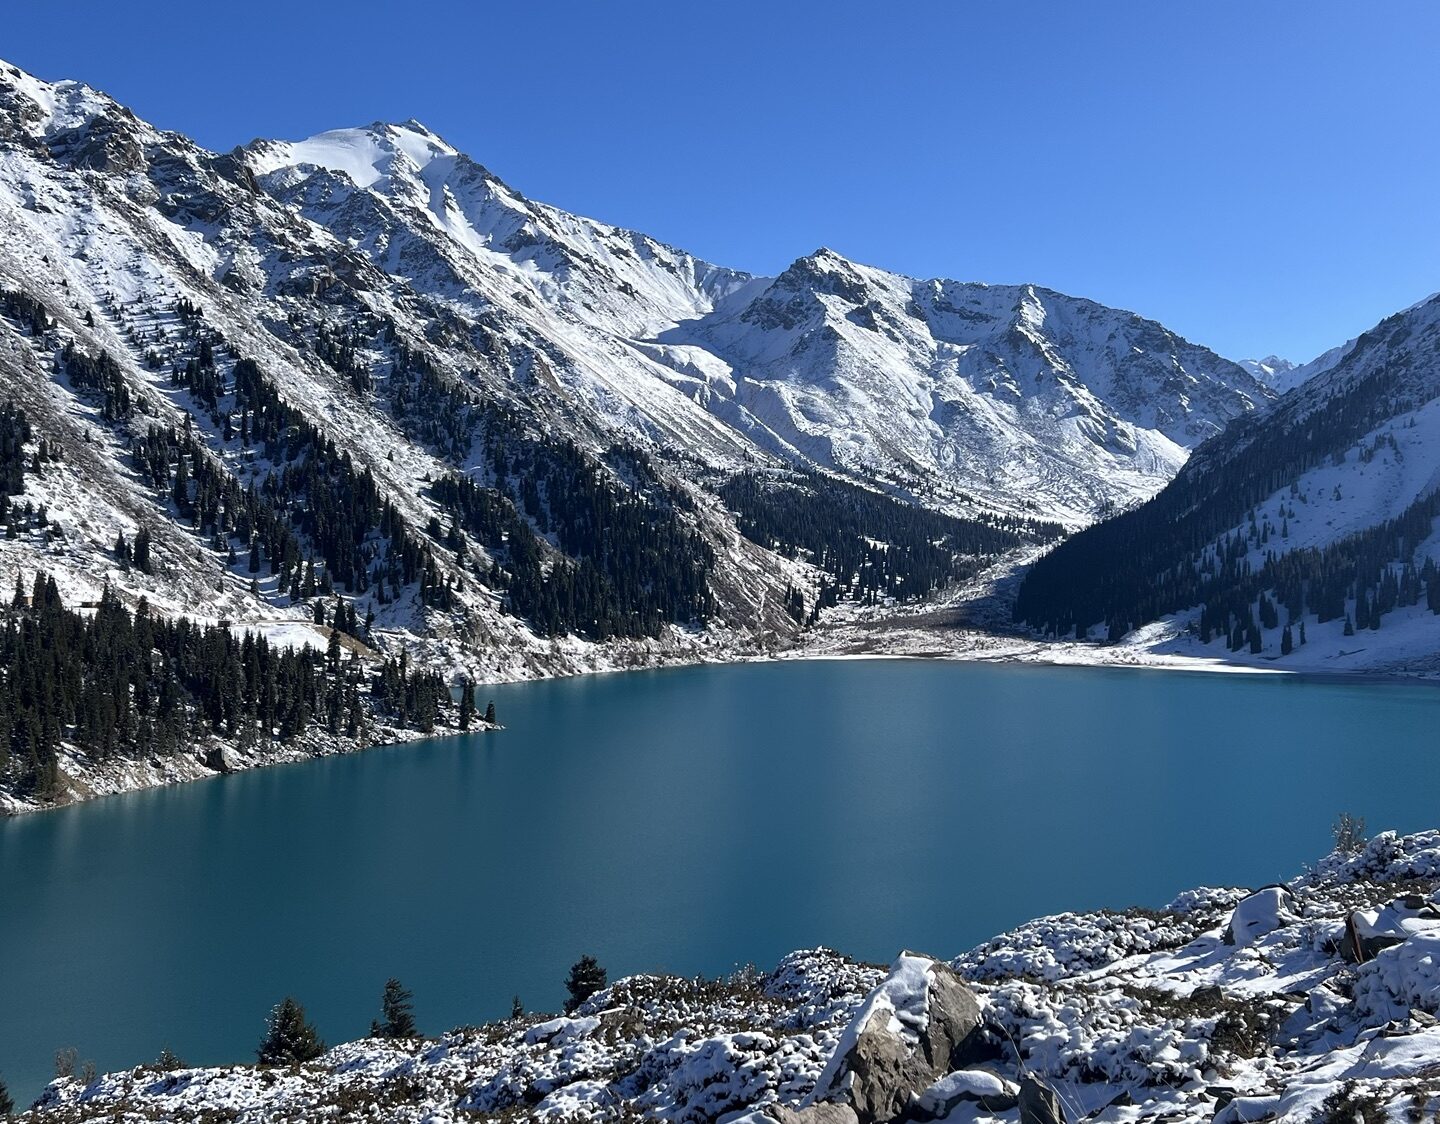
xmin=21 ymin=829 xmax=1440 ymax=1123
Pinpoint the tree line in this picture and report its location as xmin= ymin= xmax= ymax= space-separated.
xmin=720 ymin=470 xmax=1055 ymax=611
xmin=8 ymin=955 xmax=612 ymax=1111
xmin=0 ymin=577 xmax=449 ymax=799
xmin=1015 ymin=326 xmax=1435 ymax=641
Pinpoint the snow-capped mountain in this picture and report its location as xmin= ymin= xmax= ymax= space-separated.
xmin=1238 ymin=354 xmax=1305 ymax=393
xmin=1017 ymin=290 xmax=1440 ymax=674
xmin=1239 ymin=342 xmax=1359 ymax=396
xmin=653 ymin=250 xmax=1271 ymax=523
xmin=243 ymin=118 xmax=1274 ymax=526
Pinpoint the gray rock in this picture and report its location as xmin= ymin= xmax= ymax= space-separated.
xmin=911 ymin=1069 xmax=1020 ymax=1120
xmin=811 ymin=954 xmax=983 ymax=1124
xmin=1019 ymin=1076 xmax=1068 ymax=1124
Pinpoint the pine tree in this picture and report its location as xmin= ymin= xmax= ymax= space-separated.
xmin=172 ymin=452 xmax=190 ymax=514
xmin=458 ymin=678 xmax=476 ymax=730
xmin=483 ymin=701 xmax=496 ymax=726
xmin=257 ymin=996 xmax=325 ymax=1065
xmin=1280 ymin=624 xmax=1293 ymax=655
xmin=0 ymin=1075 xmax=13 ymax=1117
xmin=564 ymin=955 xmax=607 ymax=1013
xmin=511 ymin=995 xmax=524 ymax=1019
xmin=133 ymin=527 xmax=152 ymax=574
xmin=375 ymin=978 xmax=418 ymax=1039
xmin=155 ymin=1047 xmax=185 ymax=1071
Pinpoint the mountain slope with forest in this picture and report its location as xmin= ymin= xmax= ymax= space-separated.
xmin=1015 ymin=293 xmax=1440 ymax=675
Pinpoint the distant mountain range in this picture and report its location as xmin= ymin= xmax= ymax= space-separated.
xmin=241 ymin=116 xmax=1278 ymax=525
xmin=2 ymin=52 xmax=1438 ymax=806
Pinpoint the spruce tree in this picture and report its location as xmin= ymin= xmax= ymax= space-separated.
xmin=511 ymin=995 xmax=524 ymax=1019
xmin=0 ymin=1075 xmax=13 ymax=1117
xmin=133 ymin=527 xmax=152 ymax=574
xmin=155 ymin=1047 xmax=185 ymax=1071
xmin=375 ymin=978 xmax=418 ymax=1039
xmin=483 ymin=701 xmax=496 ymax=726
xmin=458 ymin=679 xmax=476 ymax=730
xmin=257 ymin=996 xmax=325 ymax=1065
xmin=564 ymin=955 xmax=607 ymax=1013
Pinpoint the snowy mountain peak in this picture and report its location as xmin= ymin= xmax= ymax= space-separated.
xmin=1237 ymin=354 xmax=1306 ymax=394
xmin=652 ymin=254 xmax=1272 ymax=523
xmin=0 ymin=58 xmax=141 ymax=150
xmin=245 ymin=120 xmax=468 ymax=192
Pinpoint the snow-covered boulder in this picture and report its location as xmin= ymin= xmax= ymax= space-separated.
xmin=912 ymin=1068 xmax=1019 ymax=1119
xmin=1225 ymin=886 xmax=1300 ymax=947
xmin=1343 ymin=893 xmax=1440 ymax=962
xmin=806 ymin=953 xmax=982 ymax=1123
xmin=1353 ymin=930 xmax=1440 ymax=1021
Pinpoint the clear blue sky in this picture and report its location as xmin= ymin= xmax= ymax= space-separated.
xmin=5 ymin=1 xmax=1437 ymax=362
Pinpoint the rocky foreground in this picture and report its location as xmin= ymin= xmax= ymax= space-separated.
xmin=23 ymin=831 xmax=1440 ymax=1123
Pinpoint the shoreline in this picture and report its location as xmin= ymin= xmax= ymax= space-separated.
xmin=5 ymin=627 xmax=1437 ymax=819
xmin=20 ymin=828 xmax=1440 ymax=1121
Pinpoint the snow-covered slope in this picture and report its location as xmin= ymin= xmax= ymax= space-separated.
xmin=21 ymin=829 xmax=1440 ymax=1124
xmin=1016 ymin=292 xmax=1440 ymax=674
xmin=654 ymin=250 xmax=1271 ymax=523
xmin=243 ymin=118 xmax=1273 ymax=527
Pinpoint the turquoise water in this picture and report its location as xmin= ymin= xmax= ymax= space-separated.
xmin=2 ymin=660 xmax=1438 ymax=1103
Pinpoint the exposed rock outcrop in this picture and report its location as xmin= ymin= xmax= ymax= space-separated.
xmin=806 ymin=953 xmax=982 ymax=1123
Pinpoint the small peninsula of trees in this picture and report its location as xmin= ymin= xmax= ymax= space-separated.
xmin=0 ymin=576 xmax=449 ymax=799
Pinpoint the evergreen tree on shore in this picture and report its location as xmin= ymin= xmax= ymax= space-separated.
xmin=155 ymin=1047 xmax=185 ymax=1072
xmin=257 ymin=997 xmax=325 ymax=1065
xmin=370 ymin=978 xmax=418 ymax=1039
xmin=564 ymin=955 xmax=607 ymax=1013
xmin=458 ymin=679 xmax=476 ymax=731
